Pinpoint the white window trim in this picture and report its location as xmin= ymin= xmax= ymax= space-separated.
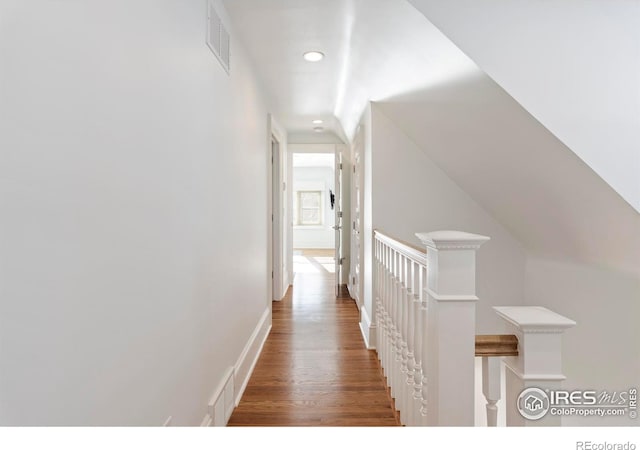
xmin=295 ymin=190 xmax=323 ymax=226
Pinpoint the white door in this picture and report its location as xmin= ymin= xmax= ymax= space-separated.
xmin=334 ymin=148 xmax=342 ymax=297
xmin=349 ymin=128 xmax=363 ymax=305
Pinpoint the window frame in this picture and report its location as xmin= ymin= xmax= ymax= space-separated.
xmin=295 ymin=190 xmax=324 ymax=226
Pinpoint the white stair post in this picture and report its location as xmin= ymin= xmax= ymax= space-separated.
xmin=416 ymin=231 xmax=490 ymax=426
xmin=494 ymin=306 xmax=576 ymax=426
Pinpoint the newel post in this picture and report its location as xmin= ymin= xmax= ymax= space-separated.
xmin=494 ymin=306 xmax=576 ymax=426
xmin=416 ymin=231 xmax=490 ymax=426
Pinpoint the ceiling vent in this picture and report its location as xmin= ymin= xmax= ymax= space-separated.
xmin=207 ymin=1 xmax=230 ymax=73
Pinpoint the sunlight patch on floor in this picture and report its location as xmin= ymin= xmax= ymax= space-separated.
xmin=293 ymin=255 xmax=336 ymax=274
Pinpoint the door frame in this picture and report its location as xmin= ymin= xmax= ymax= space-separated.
xmin=268 ymin=115 xmax=289 ymax=301
xmin=288 ymin=144 xmax=348 ymax=292
xmin=349 ymin=125 xmax=364 ymax=309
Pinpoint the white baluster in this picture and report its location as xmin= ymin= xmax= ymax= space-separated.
xmin=375 ymin=240 xmax=382 ymax=358
xmin=384 ymin=247 xmax=393 ymax=388
xmin=419 ymin=264 xmax=428 ymax=425
xmin=384 ymin=246 xmax=392 ymax=380
xmin=393 ymin=251 xmax=402 ymax=411
xmin=396 ymin=254 xmax=403 ymax=415
xmin=385 ymin=247 xmax=395 ymax=389
xmin=393 ymin=250 xmax=402 ymax=401
xmin=388 ymin=249 xmax=395 ymax=394
xmin=405 ymin=259 xmax=416 ymax=425
xmin=398 ymin=255 xmax=409 ymax=421
xmin=400 ymin=256 xmax=409 ymax=425
xmin=371 ymin=233 xmax=430 ymax=424
xmin=382 ymin=243 xmax=389 ymax=381
xmin=410 ymin=261 xmax=423 ymax=426
xmin=482 ymin=356 xmax=501 ymax=426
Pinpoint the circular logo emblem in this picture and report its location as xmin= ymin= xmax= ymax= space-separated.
xmin=517 ymin=387 xmax=550 ymax=420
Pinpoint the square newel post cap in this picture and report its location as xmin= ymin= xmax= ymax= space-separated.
xmin=415 ymin=230 xmax=490 ymax=251
xmin=493 ymin=306 xmax=576 ymax=333
xmin=494 ymin=306 xmax=576 ymax=383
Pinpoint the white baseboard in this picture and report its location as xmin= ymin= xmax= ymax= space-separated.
xmin=233 ymin=306 xmax=272 ymax=406
xmin=202 ymin=306 xmax=272 ymax=427
xmin=358 ymin=321 xmax=370 ymax=348
xmin=347 ymin=284 xmax=361 ymax=310
xmin=275 ymin=283 xmax=289 ymax=302
xmin=347 ymin=283 xmax=355 ymax=300
xmin=359 ymin=308 xmax=376 ymax=350
xmin=207 ymin=367 xmax=234 ymax=426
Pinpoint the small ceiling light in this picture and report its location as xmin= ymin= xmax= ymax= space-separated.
xmin=303 ymin=51 xmax=324 ymax=62
xmin=312 ymin=119 xmax=323 ymax=125
xmin=313 ymin=127 xmax=324 ymax=133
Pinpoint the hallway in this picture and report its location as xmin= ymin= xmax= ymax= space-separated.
xmin=228 ymin=271 xmax=399 ymax=426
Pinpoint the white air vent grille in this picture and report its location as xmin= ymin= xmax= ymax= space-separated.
xmin=207 ymin=1 xmax=230 ymax=73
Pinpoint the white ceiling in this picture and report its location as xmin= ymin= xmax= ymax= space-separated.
xmin=223 ymin=0 xmax=476 ymax=140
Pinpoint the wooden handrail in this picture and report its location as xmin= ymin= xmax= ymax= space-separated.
xmin=475 ymin=334 xmax=518 ymax=357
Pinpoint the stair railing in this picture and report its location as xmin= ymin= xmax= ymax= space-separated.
xmin=374 ymin=230 xmax=575 ymax=426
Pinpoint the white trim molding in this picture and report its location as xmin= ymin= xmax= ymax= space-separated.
xmin=494 ymin=305 xmax=576 ymax=426
xmin=417 ymin=229 xmax=489 ymax=426
xmin=416 ymin=230 xmax=490 ymax=251
xmin=206 ymin=367 xmax=234 ymax=427
xmin=359 ymin=307 xmax=376 ymax=350
xmin=202 ymin=306 xmax=272 ymax=427
xmin=233 ymin=307 xmax=272 ymax=407
xmin=494 ymin=306 xmax=576 ymax=334
xmin=200 ymin=414 xmax=213 ymax=427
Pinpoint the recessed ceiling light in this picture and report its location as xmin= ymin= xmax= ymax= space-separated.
xmin=303 ymin=51 xmax=324 ymax=62
xmin=313 ymin=127 xmax=324 ymax=133
xmin=312 ymin=119 xmax=323 ymax=125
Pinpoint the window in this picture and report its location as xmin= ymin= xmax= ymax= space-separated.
xmin=296 ymin=191 xmax=323 ymax=226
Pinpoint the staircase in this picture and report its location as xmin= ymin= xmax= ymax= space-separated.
xmin=374 ymin=229 xmax=576 ymax=426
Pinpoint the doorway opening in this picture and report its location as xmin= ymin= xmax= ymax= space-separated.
xmin=291 ymin=152 xmax=336 ymax=276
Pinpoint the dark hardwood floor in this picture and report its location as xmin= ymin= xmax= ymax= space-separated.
xmin=228 ymin=270 xmax=400 ymax=426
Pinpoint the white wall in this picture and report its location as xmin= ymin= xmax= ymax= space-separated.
xmin=368 ymin=105 xmax=527 ymax=333
xmin=408 ymin=0 xmax=640 ymax=213
xmin=0 ymin=0 xmax=270 ymax=425
xmin=288 ymin=132 xmax=345 ymax=145
xmin=292 ymin=166 xmax=335 ymax=249
xmin=524 ymin=258 xmax=640 ymax=426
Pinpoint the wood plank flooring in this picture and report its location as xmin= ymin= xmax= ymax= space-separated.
xmin=228 ymin=271 xmax=399 ymax=426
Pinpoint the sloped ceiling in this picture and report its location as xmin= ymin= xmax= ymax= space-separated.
xmin=407 ymin=0 xmax=640 ymax=213
xmin=375 ymin=74 xmax=640 ymax=274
